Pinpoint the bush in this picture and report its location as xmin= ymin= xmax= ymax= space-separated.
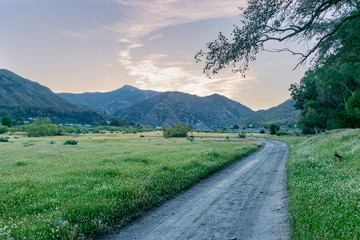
xmin=269 ymin=123 xmax=280 ymax=135
xmin=0 ymin=137 xmax=9 ymax=142
xmin=276 ymin=130 xmax=290 ymax=136
xmin=0 ymin=125 xmax=8 ymax=134
xmin=92 ymin=127 xmax=101 ymax=133
xmin=26 ymin=118 xmax=62 ymax=137
xmin=64 ymin=139 xmax=78 ymax=145
xmin=259 ymin=129 xmax=265 ymax=134
xmin=162 ymin=122 xmax=193 ymax=138
xmin=62 ymin=126 xmax=76 ymax=134
xmin=187 ymin=135 xmax=195 ymax=141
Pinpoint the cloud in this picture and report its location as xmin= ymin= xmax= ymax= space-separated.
xmin=53 ymin=0 xmax=253 ymax=100
xmin=148 ymin=33 xmax=163 ymax=41
xmin=110 ymin=0 xmax=242 ymax=38
xmin=119 ymin=51 xmax=256 ymax=99
xmin=110 ymin=0 xmax=250 ymax=98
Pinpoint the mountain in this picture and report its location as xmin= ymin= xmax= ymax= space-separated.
xmin=115 ymin=91 xmax=254 ymax=129
xmin=236 ymin=99 xmax=300 ymax=127
xmin=58 ymin=85 xmax=159 ymax=114
xmin=0 ymin=69 xmax=106 ymax=123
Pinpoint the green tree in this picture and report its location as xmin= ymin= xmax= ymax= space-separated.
xmin=346 ymin=90 xmax=360 ymax=119
xmin=162 ymin=122 xmax=193 ymax=138
xmin=26 ymin=118 xmax=62 ymax=137
xmin=1 ymin=116 xmax=13 ymax=127
xmin=14 ymin=117 xmax=24 ymax=125
xmin=288 ymin=16 xmax=360 ymax=133
xmin=269 ymin=124 xmax=280 ymax=135
xmin=196 ymin=0 xmax=360 ymax=75
xmin=110 ymin=117 xmax=126 ymax=127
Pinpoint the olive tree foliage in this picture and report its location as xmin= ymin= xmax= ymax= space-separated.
xmin=195 ymin=0 xmax=360 ymax=75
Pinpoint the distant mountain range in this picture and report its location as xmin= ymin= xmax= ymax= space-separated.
xmin=60 ymin=84 xmax=299 ymax=129
xmin=58 ymin=85 xmax=159 ymax=114
xmin=236 ymin=99 xmax=300 ymax=127
xmin=114 ymin=91 xmax=254 ymax=129
xmin=0 ymin=69 xmax=299 ymax=128
xmin=0 ymin=69 xmax=106 ymax=124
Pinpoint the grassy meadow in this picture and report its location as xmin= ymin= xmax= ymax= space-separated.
xmin=0 ymin=132 xmax=262 ymax=239
xmin=266 ymin=129 xmax=360 ymax=239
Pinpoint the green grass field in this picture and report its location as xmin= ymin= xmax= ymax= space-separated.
xmin=0 ymin=132 xmax=262 ymax=239
xmin=267 ymin=129 xmax=360 ymax=239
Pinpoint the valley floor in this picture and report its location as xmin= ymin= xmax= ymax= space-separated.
xmin=102 ymin=139 xmax=290 ymax=240
xmin=0 ymin=132 xmax=261 ymax=239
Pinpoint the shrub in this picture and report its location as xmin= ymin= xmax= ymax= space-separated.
xmin=276 ymin=130 xmax=290 ymax=136
xmin=140 ymin=135 xmax=145 ymax=137
xmin=92 ymin=127 xmax=101 ymax=133
xmin=259 ymin=129 xmax=265 ymax=134
xmin=187 ymin=135 xmax=195 ymax=141
xmin=64 ymin=139 xmax=78 ymax=145
xmin=0 ymin=125 xmax=8 ymax=134
xmin=62 ymin=126 xmax=76 ymax=134
xmin=0 ymin=137 xmax=9 ymax=142
xmin=162 ymin=122 xmax=193 ymax=138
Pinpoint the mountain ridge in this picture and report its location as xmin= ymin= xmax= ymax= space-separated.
xmin=0 ymin=69 xmax=106 ymax=123
xmin=58 ymin=85 xmax=159 ymax=114
xmin=236 ymin=99 xmax=300 ymax=127
xmin=115 ymin=91 xmax=254 ymax=129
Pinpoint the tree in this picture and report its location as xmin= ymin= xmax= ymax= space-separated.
xmin=269 ymin=123 xmax=280 ymax=135
xmin=233 ymin=124 xmax=240 ymax=131
xmin=1 ymin=116 xmax=13 ymax=127
xmin=289 ymin=18 xmax=360 ymax=133
xmin=110 ymin=117 xmax=126 ymax=127
xmin=196 ymin=0 xmax=360 ymax=75
xmin=346 ymin=90 xmax=360 ymax=119
xmin=14 ymin=117 xmax=24 ymax=125
xmin=25 ymin=118 xmax=62 ymax=137
xmin=162 ymin=122 xmax=193 ymax=138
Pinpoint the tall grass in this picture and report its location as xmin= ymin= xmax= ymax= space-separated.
xmin=274 ymin=129 xmax=360 ymax=239
xmin=0 ymin=133 xmax=261 ymax=239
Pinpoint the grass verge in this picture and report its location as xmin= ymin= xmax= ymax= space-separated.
xmin=263 ymin=129 xmax=360 ymax=239
xmin=0 ymin=133 xmax=261 ymax=239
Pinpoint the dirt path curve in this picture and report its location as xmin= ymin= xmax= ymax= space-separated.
xmin=102 ymin=139 xmax=290 ymax=240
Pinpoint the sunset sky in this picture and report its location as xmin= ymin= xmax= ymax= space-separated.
xmin=0 ymin=0 xmax=307 ymax=110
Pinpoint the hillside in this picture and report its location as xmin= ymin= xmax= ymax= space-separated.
xmin=236 ymin=99 xmax=300 ymax=127
xmin=58 ymin=85 xmax=159 ymax=114
xmin=0 ymin=69 xmax=106 ymax=123
xmin=115 ymin=91 xmax=254 ymax=129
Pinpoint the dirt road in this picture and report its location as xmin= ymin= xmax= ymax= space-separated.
xmin=103 ymin=139 xmax=290 ymax=240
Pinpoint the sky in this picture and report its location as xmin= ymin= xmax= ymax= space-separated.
xmin=0 ymin=0 xmax=307 ymax=110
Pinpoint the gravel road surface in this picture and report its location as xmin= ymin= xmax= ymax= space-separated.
xmin=102 ymin=139 xmax=290 ymax=240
